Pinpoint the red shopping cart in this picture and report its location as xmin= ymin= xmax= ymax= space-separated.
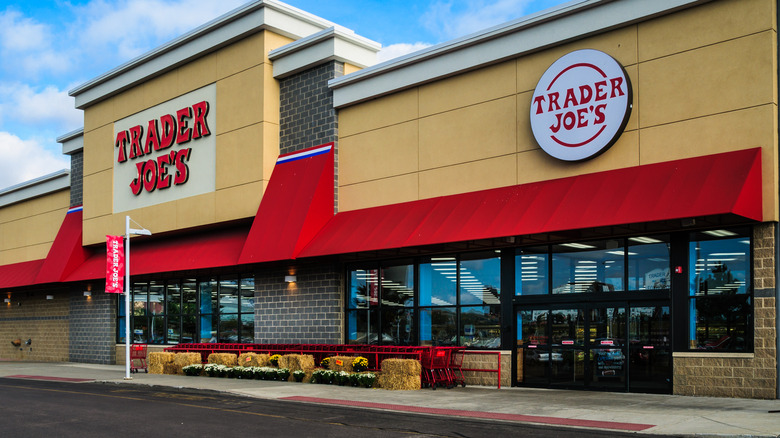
xmin=130 ymin=344 xmax=148 ymax=373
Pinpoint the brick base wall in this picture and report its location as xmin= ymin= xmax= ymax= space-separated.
xmin=461 ymin=351 xmax=511 ymax=388
xmin=69 ymin=287 xmax=116 ymax=364
xmin=0 ymin=289 xmax=70 ymax=362
xmin=673 ymin=223 xmax=778 ymax=399
xmin=254 ymin=265 xmax=343 ymax=344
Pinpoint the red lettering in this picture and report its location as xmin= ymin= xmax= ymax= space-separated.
xmin=176 ymin=107 xmax=192 ymax=144
xmin=594 ymin=104 xmax=607 ymax=124
xmin=562 ymin=112 xmax=576 ymax=130
xmin=578 ymin=85 xmax=592 ymax=106
xmin=191 ymin=101 xmax=210 ymax=139
xmin=130 ymin=161 xmax=145 ymax=196
xmin=145 ymin=119 xmax=161 ymax=153
xmin=547 ymin=92 xmax=560 ymax=112
xmin=142 ymin=159 xmax=157 ymax=193
xmin=157 ymin=154 xmax=171 ymax=190
xmin=159 ymin=114 xmax=176 ymax=149
xmin=174 ymin=148 xmax=191 ymax=185
xmin=610 ymin=77 xmax=625 ymax=98
xmin=115 ymin=130 xmax=128 ymax=163
xmin=128 ymin=125 xmax=144 ymax=159
xmin=563 ymin=88 xmax=578 ymax=109
xmin=550 ymin=113 xmax=562 ymax=133
xmin=533 ymin=95 xmax=546 ymax=115
xmin=576 ymin=108 xmax=589 ymax=128
xmin=595 ymin=80 xmax=608 ymax=101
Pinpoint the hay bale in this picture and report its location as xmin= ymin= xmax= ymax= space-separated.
xmin=208 ymin=353 xmax=238 ymax=366
xmin=378 ymin=373 xmax=420 ymax=390
xmin=279 ymin=354 xmax=315 ymax=372
xmin=149 ymin=363 xmax=164 ymax=374
xmin=381 ymin=358 xmax=421 ymax=376
xmin=238 ymin=352 xmax=270 ymax=367
xmin=162 ymin=363 xmax=179 ymax=375
xmin=171 ymin=353 xmax=202 ymax=375
xmin=148 ymin=352 xmax=175 ymax=366
xmin=329 ymin=356 xmax=355 ymax=373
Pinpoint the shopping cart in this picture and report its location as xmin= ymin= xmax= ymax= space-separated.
xmin=421 ymin=347 xmax=453 ymax=389
xmin=130 ymin=343 xmax=148 ymax=373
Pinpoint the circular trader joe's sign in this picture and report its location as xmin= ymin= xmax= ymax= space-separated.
xmin=530 ymin=49 xmax=632 ymax=161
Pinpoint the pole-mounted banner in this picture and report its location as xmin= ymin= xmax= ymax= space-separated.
xmin=105 ymin=235 xmax=124 ymax=293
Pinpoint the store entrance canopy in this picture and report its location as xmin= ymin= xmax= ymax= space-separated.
xmin=298 ymin=148 xmax=763 ymax=258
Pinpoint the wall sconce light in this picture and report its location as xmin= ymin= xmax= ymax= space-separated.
xmin=3 ymin=298 xmax=10 ymax=303
xmin=83 ymin=291 xmax=92 ymax=297
xmin=285 ymin=275 xmax=297 ymax=283
xmin=46 ymin=295 xmax=54 ymax=300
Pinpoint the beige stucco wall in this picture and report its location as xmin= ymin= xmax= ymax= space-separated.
xmin=338 ymin=0 xmax=779 ymax=221
xmin=81 ymin=30 xmax=293 ymax=245
xmin=0 ymin=190 xmax=69 ymax=265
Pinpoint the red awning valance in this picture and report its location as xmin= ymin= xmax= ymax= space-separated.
xmin=0 ymin=259 xmax=44 ymax=289
xmin=298 ymin=148 xmax=763 ymax=258
xmin=35 ymin=206 xmax=90 ymax=284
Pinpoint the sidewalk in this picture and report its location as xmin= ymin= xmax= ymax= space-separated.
xmin=0 ymin=361 xmax=778 ymax=437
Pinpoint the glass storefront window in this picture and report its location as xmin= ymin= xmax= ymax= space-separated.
xmin=166 ymin=281 xmax=181 ymax=315
xmin=460 ymin=305 xmax=500 ymax=348
xmin=240 ymin=278 xmax=254 ymax=314
xmin=182 ymin=280 xmax=197 ymax=314
xmin=516 ymin=247 xmax=548 ymax=295
xmin=552 ymin=240 xmax=624 ymax=293
xmin=381 ymin=308 xmax=414 ymax=345
xmin=349 ymin=268 xmax=378 ymax=309
xmin=381 ymin=265 xmax=414 ymax=307
xmin=347 ymin=309 xmax=378 ymax=344
xmin=420 ymin=257 xmax=457 ymax=306
xmin=420 ymin=307 xmax=456 ymax=346
xmin=460 ymin=252 xmax=501 ymax=305
xmin=149 ymin=281 xmax=164 ymax=315
xmin=688 ymin=229 xmax=752 ymax=351
xmin=628 ymin=236 xmax=670 ymax=291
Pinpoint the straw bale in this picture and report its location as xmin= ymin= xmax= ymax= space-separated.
xmin=378 ymin=373 xmax=420 ymax=390
xmin=149 ymin=363 xmax=164 ymax=374
xmin=171 ymin=353 xmax=202 ymax=375
xmin=381 ymin=358 xmax=421 ymax=376
xmin=207 ymin=353 xmax=238 ymax=366
xmin=279 ymin=354 xmax=315 ymax=372
xmin=163 ymin=363 xmax=179 ymax=375
xmin=148 ymin=352 xmax=175 ymax=366
xmin=328 ymin=356 xmax=355 ymax=373
xmin=238 ymin=352 xmax=270 ymax=367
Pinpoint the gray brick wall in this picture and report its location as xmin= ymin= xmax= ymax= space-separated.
xmin=279 ymin=61 xmax=343 ymax=212
xmin=69 ymin=151 xmax=83 ymax=207
xmin=69 ymin=287 xmax=116 ymax=364
xmin=254 ymin=266 xmax=343 ymax=344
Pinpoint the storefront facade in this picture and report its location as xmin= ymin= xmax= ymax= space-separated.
xmin=0 ymin=0 xmax=777 ymax=399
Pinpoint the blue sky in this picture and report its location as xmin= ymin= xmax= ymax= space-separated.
xmin=0 ymin=0 xmax=569 ymax=190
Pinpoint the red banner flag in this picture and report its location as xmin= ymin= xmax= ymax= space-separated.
xmin=106 ymin=235 xmax=124 ymax=293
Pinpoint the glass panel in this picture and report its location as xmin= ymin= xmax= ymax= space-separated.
xmin=629 ymin=306 xmax=671 ymax=393
xmin=182 ymin=315 xmax=196 ymax=344
xmin=552 ymin=240 xmax=625 ymax=293
xmin=590 ymin=307 xmax=626 ymax=387
xmin=689 ymin=232 xmax=750 ymax=296
xmin=200 ymin=313 xmax=217 ymax=343
xmin=346 ymin=309 xmax=378 ymax=344
xmin=518 ymin=309 xmax=549 ymax=385
xmin=240 ymin=277 xmax=254 ymax=314
xmin=551 ymin=348 xmax=585 ymax=387
xmin=132 ymin=316 xmax=147 ymax=343
xmin=167 ymin=315 xmax=181 ymax=344
xmin=419 ymin=307 xmax=456 ymax=346
xmin=132 ymin=283 xmax=148 ymax=316
xmin=381 ymin=264 xmax=414 ymax=307
xmin=240 ymin=313 xmax=254 ymax=343
xmin=380 ymin=308 xmax=414 ymax=345
xmin=690 ymin=296 xmax=751 ymax=351
xmin=218 ymin=314 xmax=238 ymax=343
xmin=628 ymin=236 xmax=670 ymax=291
xmin=199 ymin=279 xmax=217 ymax=316
xmin=182 ymin=280 xmax=197 ymax=314
xmin=149 ymin=281 xmax=164 ymax=315
xmin=150 ymin=315 xmax=165 ymax=344
xmin=419 ymin=257 xmax=457 ymax=306
xmin=460 ymin=305 xmax=500 ymax=348
xmin=516 ymin=247 xmax=548 ymax=296
xmin=219 ymin=277 xmax=239 ymax=314
xmin=118 ymin=317 xmax=126 ymax=344
xmin=166 ymin=281 xmax=181 ymax=315
xmin=349 ymin=268 xmax=378 ymax=309
xmin=460 ymin=252 xmax=501 ymax=305
xmin=551 ymin=308 xmax=585 ymax=346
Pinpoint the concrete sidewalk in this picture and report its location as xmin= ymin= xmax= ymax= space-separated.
xmin=0 ymin=361 xmax=778 ymax=437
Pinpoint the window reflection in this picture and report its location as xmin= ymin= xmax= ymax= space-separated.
xmin=516 ymin=247 xmax=548 ymax=295
xmin=628 ymin=237 xmax=670 ymax=290
xmin=420 ymin=258 xmax=456 ymax=306
xmin=460 ymin=252 xmax=501 ymax=305
xmin=552 ymin=241 xmax=624 ymax=293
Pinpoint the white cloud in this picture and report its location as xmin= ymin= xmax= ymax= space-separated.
xmin=421 ymin=0 xmax=535 ymax=40
xmin=0 ymin=9 xmax=70 ymax=78
xmin=0 ymin=132 xmax=69 ymax=189
xmin=0 ymin=83 xmax=81 ymax=132
xmin=74 ymin=0 xmax=248 ymax=61
xmin=377 ymin=43 xmax=432 ymax=63
xmin=0 ymin=10 xmax=48 ymax=52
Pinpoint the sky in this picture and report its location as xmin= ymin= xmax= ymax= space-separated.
xmin=0 ymin=0 xmax=570 ymax=191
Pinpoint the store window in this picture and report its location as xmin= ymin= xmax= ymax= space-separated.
xmin=688 ymin=229 xmax=752 ymax=351
xmin=347 ymin=263 xmax=414 ymax=345
xmin=552 ymin=240 xmax=624 ymax=293
xmin=628 ymin=236 xmax=670 ymax=291
xmin=118 ymin=274 xmax=255 ymax=344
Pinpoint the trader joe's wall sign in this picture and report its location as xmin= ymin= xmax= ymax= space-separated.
xmin=530 ymin=49 xmax=632 ymax=161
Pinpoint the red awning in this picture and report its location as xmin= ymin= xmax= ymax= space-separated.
xmin=298 ymin=148 xmax=763 ymax=258
xmin=0 ymin=259 xmax=44 ymax=289
xmin=35 ymin=206 xmax=90 ymax=284
xmin=238 ymin=143 xmax=334 ymax=264
xmin=65 ymin=227 xmax=249 ymax=282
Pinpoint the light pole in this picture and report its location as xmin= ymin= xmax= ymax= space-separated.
xmin=125 ymin=215 xmax=151 ymax=380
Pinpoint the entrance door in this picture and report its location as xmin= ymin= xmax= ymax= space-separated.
xmin=515 ymin=302 xmax=671 ymax=393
